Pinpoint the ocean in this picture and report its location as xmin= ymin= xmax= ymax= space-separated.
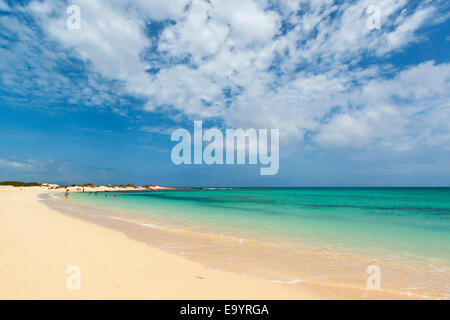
xmin=51 ymin=188 xmax=450 ymax=299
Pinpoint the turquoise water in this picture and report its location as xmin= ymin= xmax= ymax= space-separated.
xmin=67 ymin=188 xmax=450 ymax=264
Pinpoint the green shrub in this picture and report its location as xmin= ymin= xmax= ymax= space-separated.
xmin=0 ymin=181 xmax=40 ymax=187
xmin=81 ymin=183 xmax=96 ymax=187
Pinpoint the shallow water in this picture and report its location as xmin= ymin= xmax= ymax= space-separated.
xmin=45 ymin=188 xmax=450 ymax=299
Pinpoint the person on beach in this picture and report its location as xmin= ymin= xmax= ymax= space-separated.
xmin=65 ymin=189 xmax=69 ymax=199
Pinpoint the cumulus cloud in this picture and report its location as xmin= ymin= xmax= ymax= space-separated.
xmin=25 ymin=0 xmax=154 ymax=96
xmin=316 ymin=61 xmax=450 ymax=150
xmin=3 ymin=0 xmax=449 ymax=154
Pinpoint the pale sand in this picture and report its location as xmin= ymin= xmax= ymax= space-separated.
xmin=0 ymin=188 xmax=317 ymax=299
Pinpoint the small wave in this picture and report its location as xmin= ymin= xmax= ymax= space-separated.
xmin=105 ymin=214 xmax=279 ymax=249
xmin=266 ymin=278 xmax=301 ymax=285
xmin=140 ymin=223 xmax=172 ymax=231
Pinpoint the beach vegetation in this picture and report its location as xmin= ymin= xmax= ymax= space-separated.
xmin=81 ymin=183 xmax=96 ymax=187
xmin=0 ymin=181 xmax=40 ymax=187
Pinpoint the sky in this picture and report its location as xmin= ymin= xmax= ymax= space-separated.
xmin=0 ymin=0 xmax=449 ymax=187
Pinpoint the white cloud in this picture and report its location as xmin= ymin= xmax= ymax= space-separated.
xmin=379 ymin=6 xmax=435 ymax=54
xmin=0 ymin=0 xmax=9 ymax=11
xmin=316 ymin=61 xmax=450 ymax=150
xmin=12 ymin=0 xmax=450 ymax=153
xmin=158 ymin=0 xmax=230 ymax=62
xmin=140 ymin=125 xmax=174 ymax=135
xmin=26 ymin=0 xmax=154 ymax=96
xmin=130 ymin=0 xmax=189 ymax=20
xmin=0 ymin=158 xmax=35 ymax=171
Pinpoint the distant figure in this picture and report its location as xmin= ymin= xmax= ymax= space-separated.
xmin=105 ymin=194 xmax=108 ymax=197
xmin=89 ymin=192 xmax=91 ymax=196
xmin=82 ymin=188 xmax=85 ymax=193
xmin=95 ymin=192 xmax=97 ymax=196
xmin=65 ymin=189 xmax=69 ymax=199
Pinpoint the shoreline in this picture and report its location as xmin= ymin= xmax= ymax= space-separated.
xmin=43 ymin=192 xmax=438 ymax=300
xmin=0 ymin=188 xmax=320 ymax=299
xmin=1 ymin=187 xmax=442 ymax=299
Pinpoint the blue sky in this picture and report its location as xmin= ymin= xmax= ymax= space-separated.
xmin=0 ymin=0 xmax=449 ymax=187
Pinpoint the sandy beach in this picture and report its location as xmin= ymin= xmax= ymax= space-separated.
xmin=0 ymin=187 xmax=316 ymax=299
xmin=2 ymin=0 xmax=448 ymax=304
